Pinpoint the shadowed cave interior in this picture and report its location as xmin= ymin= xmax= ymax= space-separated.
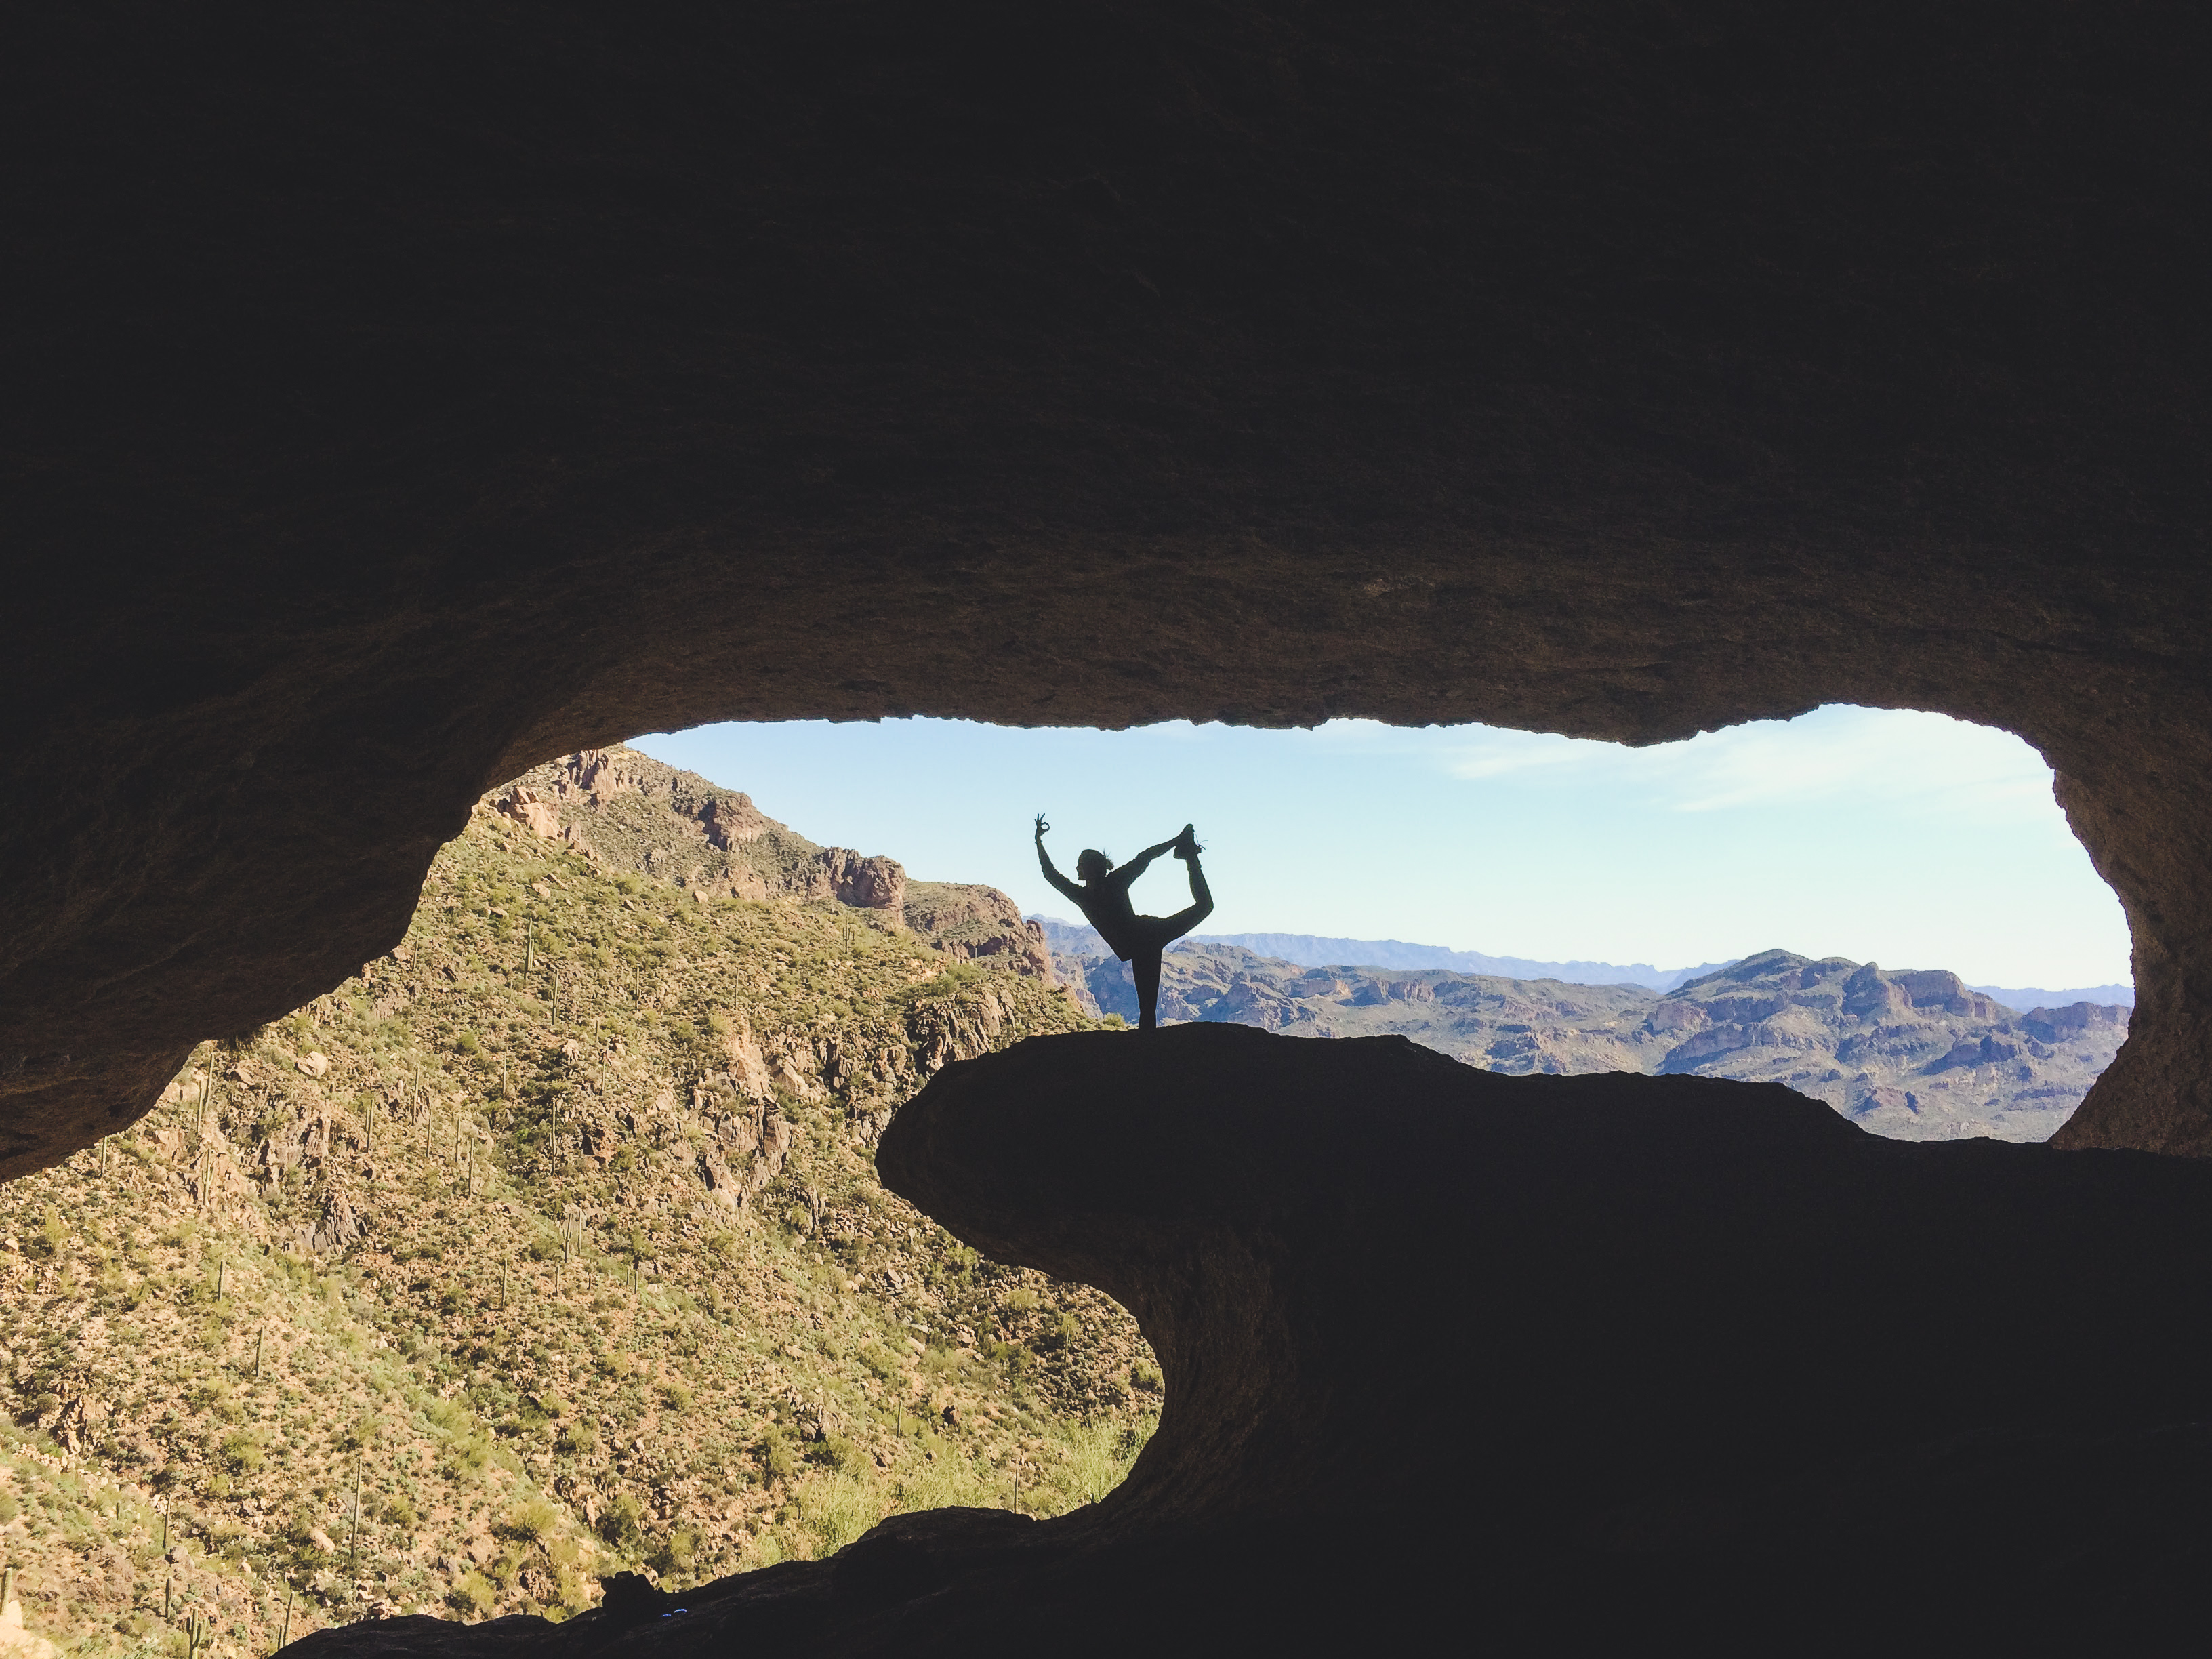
xmin=7 ymin=2 xmax=2211 ymax=1648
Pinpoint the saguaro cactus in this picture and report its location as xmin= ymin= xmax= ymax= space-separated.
xmin=347 ymin=1450 xmax=363 ymax=1569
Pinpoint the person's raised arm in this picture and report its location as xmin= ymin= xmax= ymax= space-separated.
xmin=1035 ymin=814 xmax=1084 ymax=903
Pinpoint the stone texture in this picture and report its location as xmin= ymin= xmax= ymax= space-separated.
xmin=287 ymin=1026 xmax=2212 ymax=1652
xmin=3 ymin=6 xmax=2210 ymax=1170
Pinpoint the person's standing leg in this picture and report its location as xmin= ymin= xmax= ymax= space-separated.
xmin=1131 ymin=948 xmax=1162 ymax=1031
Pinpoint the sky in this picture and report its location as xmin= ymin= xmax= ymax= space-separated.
xmin=630 ymin=705 xmax=2132 ymax=989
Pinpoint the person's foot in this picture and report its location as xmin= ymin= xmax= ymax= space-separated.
xmin=1173 ymin=823 xmax=1200 ymax=860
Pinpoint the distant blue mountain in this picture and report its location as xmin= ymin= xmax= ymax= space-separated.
xmin=1970 ymin=982 xmax=2135 ymax=1012
xmin=1028 ymin=917 xmax=2135 ymax=1009
xmin=1027 ymin=918 xmax=1733 ymax=993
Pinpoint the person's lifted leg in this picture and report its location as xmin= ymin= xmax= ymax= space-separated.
xmin=1126 ymin=834 xmax=1212 ymax=1029
xmin=1167 ymin=825 xmax=1213 ymax=936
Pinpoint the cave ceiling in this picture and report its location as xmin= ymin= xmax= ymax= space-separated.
xmin=4 ymin=3 xmax=2208 ymax=1171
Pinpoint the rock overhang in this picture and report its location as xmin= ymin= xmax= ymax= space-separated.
xmin=4 ymin=3 xmax=2209 ymax=1170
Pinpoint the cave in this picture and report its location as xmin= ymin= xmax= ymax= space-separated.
xmin=7 ymin=3 xmax=2209 ymax=1647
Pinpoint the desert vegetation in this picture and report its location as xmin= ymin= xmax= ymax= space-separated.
xmin=0 ymin=795 xmax=1153 ymax=1654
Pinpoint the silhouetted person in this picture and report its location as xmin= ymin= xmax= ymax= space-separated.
xmin=1036 ymin=815 xmax=1213 ymax=1031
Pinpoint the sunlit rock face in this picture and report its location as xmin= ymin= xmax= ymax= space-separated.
xmin=287 ymin=1027 xmax=2212 ymax=1653
xmin=5 ymin=4 xmax=2211 ymax=1169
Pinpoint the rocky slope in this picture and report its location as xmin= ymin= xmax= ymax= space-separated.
xmin=499 ymin=751 xmax=1054 ymax=982
xmin=0 ymin=773 xmax=1147 ymax=1656
xmin=1056 ymin=944 xmax=2127 ymax=1143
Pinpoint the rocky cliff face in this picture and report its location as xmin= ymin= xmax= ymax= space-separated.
xmin=494 ymin=750 xmax=1051 ymax=987
xmin=1057 ymin=945 xmax=2127 ymax=1142
xmin=900 ymin=886 xmax=1054 ymax=982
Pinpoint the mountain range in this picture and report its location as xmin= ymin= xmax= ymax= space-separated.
xmin=1030 ymin=918 xmax=2133 ymax=1010
xmin=1045 ymin=939 xmax=2129 ymax=1143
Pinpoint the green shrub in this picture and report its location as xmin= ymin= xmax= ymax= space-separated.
xmin=449 ymin=1570 xmax=496 ymax=1618
xmin=217 ymin=1433 xmax=263 ymax=1474
xmin=189 ymin=1381 xmax=244 ymax=1422
xmin=805 ymin=1434 xmax=855 ymax=1471
xmin=1002 ymin=1286 xmax=1040 ymax=1313
xmin=1131 ymin=1361 xmax=1163 ymax=1393
xmin=596 ymin=1493 xmax=643 ymax=1550
xmin=1033 ymin=1311 xmax=1081 ymax=1353
xmin=801 ymin=1477 xmax=880 ymax=1555
xmin=499 ymin=1496 xmax=560 ymax=1542
xmin=760 ymin=1430 xmax=795 ymax=1483
xmin=556 ymin=1422 xmax=597 ymax=1456
xmin=422 ymin=1398 xmax=473 ymax=1435
xmin=647 ymin=1528 xmax=697 ymax=1577
xmin=441 ymin=1435 xmax=491 ymax=1477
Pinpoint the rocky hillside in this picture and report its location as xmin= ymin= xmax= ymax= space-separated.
xmin=1057 ymin=945 xmax=2127 ymax=1143
xmin=0 ymin=767 xmax=1148 ymax=1658
xmin=499 ymin=749 xmax=1054 ymax=979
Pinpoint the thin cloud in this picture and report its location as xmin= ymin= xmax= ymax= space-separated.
xmin=1416 ymin=707 xmax=2054 ymax=823
xmin=1440 ymin=732 xmax=1613 ymax=780
xmin=1653 ymin=710 xmax=2053 ymax=817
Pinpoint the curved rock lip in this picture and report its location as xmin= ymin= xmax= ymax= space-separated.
xmin=884 ymin=1027 xmax=2212 ymax=1529
xmin=291 ymin=1028 xmax=2212 ymax=1655
xmin=879 ymin=1022 xmax=1866 ymax=1225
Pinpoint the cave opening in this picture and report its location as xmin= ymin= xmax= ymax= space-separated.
xmin=619 ymin=701 xmax=2133 ymax=1145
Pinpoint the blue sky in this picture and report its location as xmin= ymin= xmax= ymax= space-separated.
xmin=631 ymin=705 xmax=2131 ymax=989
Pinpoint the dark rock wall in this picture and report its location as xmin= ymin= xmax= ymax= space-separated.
xmin=5 ymin=4 xmax=2209 ymax=1170
xmin=285 ymin=1027 xmax=2212 ymax=1652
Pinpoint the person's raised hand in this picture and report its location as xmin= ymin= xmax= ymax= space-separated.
xmin=1034 ymin=813 xmax=1050 ymax=838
